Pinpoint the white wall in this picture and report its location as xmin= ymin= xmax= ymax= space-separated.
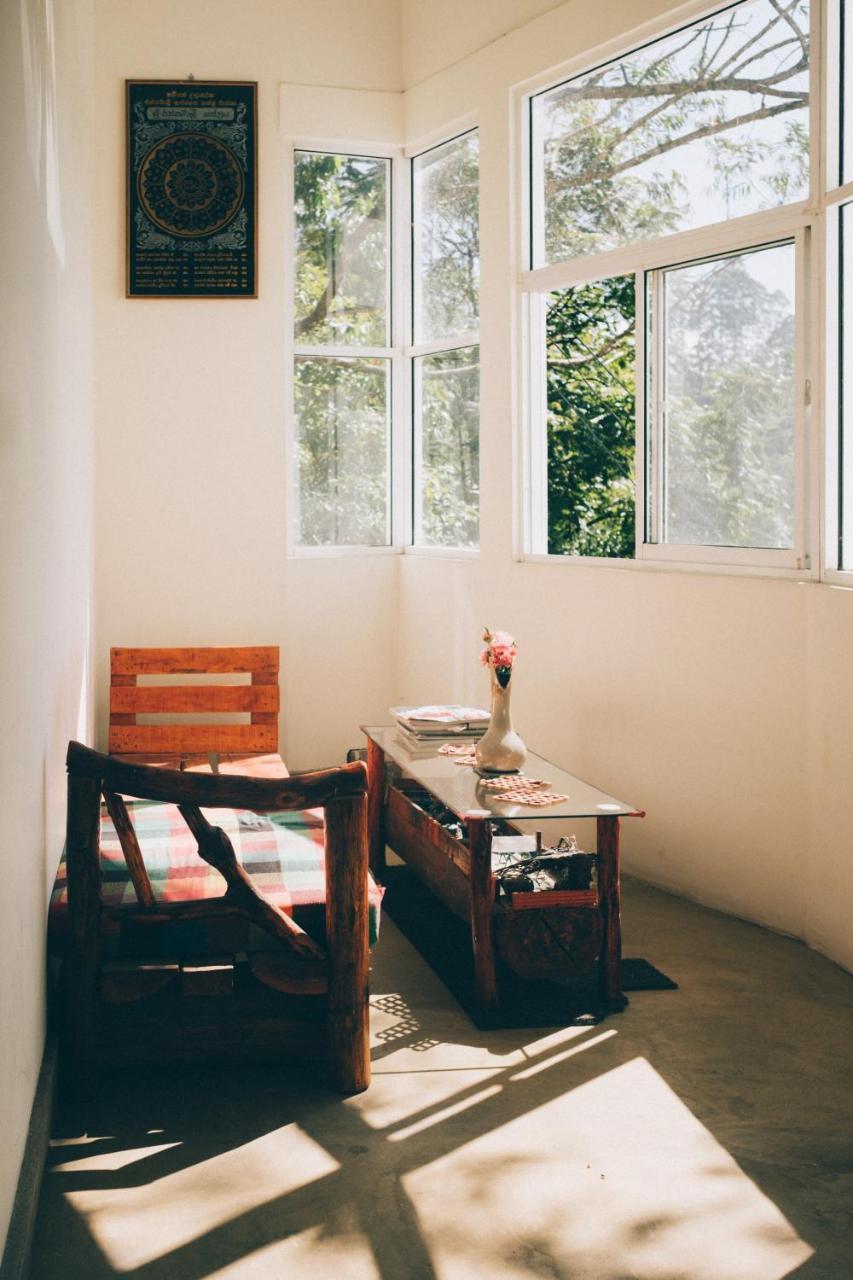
xmin=397 ymin=0 xmax=853 ymax=972
xmin=92 ymin=0 xmax=402 ymax=770
xmin=0 ymin=0 xmax=95 ymax=1246
xmin=402 ymin=0 xmax=567 ymax=86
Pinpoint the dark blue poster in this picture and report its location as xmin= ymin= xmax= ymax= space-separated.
xmin=127 ymin=81 xmax=257 ymax=297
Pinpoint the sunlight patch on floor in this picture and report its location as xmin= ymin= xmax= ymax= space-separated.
xmin=350 ymin=1065 xmax=506 ymax=1131
xmin=388 ymin=1083 xmax=503 ymax=1142
xmin=52 ymin=1141 xmax=181 ymax=1172
xmin=203 ymin=1224 xmax=380 ymax=1280
xmin=402 ymin=1057 xmax=813 ymax=1280
xmin=63 ymin=1125 xmax=340 ymax=1271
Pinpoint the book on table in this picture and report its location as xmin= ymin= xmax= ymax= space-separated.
xmin=391 ymin=705 xmax=490 ymax=740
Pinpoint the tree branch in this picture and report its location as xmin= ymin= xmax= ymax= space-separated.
xmin=548 ymin=323 xmax=634 ymax=368
xmin=563 ymin=59 xmax=808 ymax=103
xmin=550 ymin=98 xmax=801 ymax=192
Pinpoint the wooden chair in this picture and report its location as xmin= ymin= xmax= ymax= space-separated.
xmin=58 ymin=646 xmax=372 ymax=1095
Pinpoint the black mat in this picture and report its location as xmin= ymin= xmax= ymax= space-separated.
xmin=380 ymin=866 xmax=677 ymax=1030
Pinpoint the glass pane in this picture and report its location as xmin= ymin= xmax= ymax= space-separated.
xmin=412 ymin=133 xmax=479 ymax=342
xmin=294 ymin=152 xmax=389 ymax=347
xmin=294 ymin=357 xmax=390 ymax=546
xmin=660 ymin=242 xmax=795 ymax=549
xmin=841 ymin=205 xmax=853 ymax=568
xmin=546 ymin=277 xmax=636 ymax=558
xmin=363 ymin=727 xmax=639 ymax=822
xmin=532 ymin=0 xmax=810 ymax=266
xmin=415 ymin=346 xmax=480 ymax=547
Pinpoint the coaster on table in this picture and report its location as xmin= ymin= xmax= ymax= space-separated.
xmin=479 ymin=775 xmax=570 ymax=806
xmin=479 ymin=775 xmax=547 ymax=791
xmin=501 ymin=790 xmax=571 ymax=807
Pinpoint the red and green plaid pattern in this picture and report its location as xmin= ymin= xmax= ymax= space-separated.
xmin=49 ymin=799 xmax=382 ymax=958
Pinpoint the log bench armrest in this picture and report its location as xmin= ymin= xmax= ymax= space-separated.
xmin=63 ymin=741 xmax=371 ymax=1093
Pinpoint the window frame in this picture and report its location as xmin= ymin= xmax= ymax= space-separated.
xmin=823 ymin=0 xmax=853 ymax=582
xmin=407 ymin=123 xmax=481 ymax=554
xmin=286 ymin=137 xmax=408 ymax=558
xmin=517 ymin=0 xmax=824 ymax=579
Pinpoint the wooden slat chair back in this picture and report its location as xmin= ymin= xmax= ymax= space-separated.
xmin=63 ymin=741 xmax=370 ymax=1093
xmin=109 ymin=646 xmax=280 ymax=758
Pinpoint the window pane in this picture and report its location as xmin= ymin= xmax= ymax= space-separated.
xmin=294 ymin=357 xmax=390 ymax=546
xmin=532 ymin=0 xmax=809 ymax=266
xmin=413 ymin=133 xmax=480 ymax=343
xmin=546 ymin=277 xmax=636 ymax=558
xmin=415 ymin=346 xmax=480 ymax=547
xmin=659 ymin=243 xmax=795 ymax=549
xmin=841 ymin=205 xmax=853 ymax=568
xmin=294 ymin=153 xmax=389 ymax=347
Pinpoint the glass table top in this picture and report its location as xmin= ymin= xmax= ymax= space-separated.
xmin=362 ymin=726 xmax=643 ymax=823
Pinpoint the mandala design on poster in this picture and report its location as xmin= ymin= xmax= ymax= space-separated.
xmin=137 ymin=132 xmax=244 ymax=238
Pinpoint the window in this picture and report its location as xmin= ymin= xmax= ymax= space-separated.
xmin=649 ymin=242 xmax=796 ymax=551
xmin=291 ymin=135 xmax=479 ymax=553
xmin=293 ymin=151 xmax=393 ymax=547
xmin=411 ymin=131 xmax=480 ymax=548
xmin=526 ymin=0 xmax=811 ymax=569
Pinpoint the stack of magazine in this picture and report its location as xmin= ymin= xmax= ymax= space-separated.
xmin=391 ymin=705 xmax=490 ymax=756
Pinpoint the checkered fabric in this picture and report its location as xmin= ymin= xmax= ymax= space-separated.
xmin=49 ymin=799 xmax=382 ymax=959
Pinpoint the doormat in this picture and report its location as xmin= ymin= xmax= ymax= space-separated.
xmin=380 ymin=865 xmax=677 ymax=1030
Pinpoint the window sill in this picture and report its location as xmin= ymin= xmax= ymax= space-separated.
xmin=404 ymin=545 xmax=479 ymax=560
xmin=518 ymin=552 xmax=817 ymax=583
xmin=288 ymin=544 xmax=400 ymax=559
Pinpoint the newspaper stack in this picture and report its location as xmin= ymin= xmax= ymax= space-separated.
xmin=391 ymin=705 xmax=490 ymax=755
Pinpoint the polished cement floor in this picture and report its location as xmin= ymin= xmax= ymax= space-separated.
xmin=30 ymin=877 xmax=853 ymax=1280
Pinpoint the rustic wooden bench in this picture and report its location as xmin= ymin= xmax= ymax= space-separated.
xmin=57 ymin=647 xmax=373 ymax=1094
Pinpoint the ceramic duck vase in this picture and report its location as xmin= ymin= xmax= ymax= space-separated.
xmin=475 ymin=670 xmax=527 ymax=772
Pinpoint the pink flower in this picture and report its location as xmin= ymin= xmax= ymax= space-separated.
xmin=480 ymin=627 xmax=518 ymax=670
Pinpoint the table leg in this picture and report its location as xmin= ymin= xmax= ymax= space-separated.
xmin=468 ymin=816 xmax=497 ymax=1010
xmin=597 ymin=815 xmax=622 ymax=1002
xmin=366 ymin=737 xmax=386 ymax=878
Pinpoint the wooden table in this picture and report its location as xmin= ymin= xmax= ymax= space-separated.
xmin=362 ymin=727 xmax=644 ymax=1012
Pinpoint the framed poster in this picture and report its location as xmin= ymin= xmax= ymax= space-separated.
xmin=127 ymin=80 xmax=257 ymax=297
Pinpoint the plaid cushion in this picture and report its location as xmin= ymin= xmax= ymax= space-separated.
xmin=49 ymin=799 xmax=382 ymax=959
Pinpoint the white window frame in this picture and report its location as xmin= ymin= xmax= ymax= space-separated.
xmin=286 ymin=137 xmax=408 ymax=557
xmin=406 ymin=122 xmax=481 ymax=556
xmin=823 ymin=0 xmax=853 ymax=581
xmin=517 ymin=0 xmax=825 ymax=579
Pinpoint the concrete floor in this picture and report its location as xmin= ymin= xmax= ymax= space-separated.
xmin=30 ymin=877 xmax=853 ymax=1279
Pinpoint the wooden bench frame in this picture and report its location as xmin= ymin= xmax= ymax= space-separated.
xmin=61 ymin=644 xmax=372 ymax=1095
xmin=63 ymin=742 xmax=370 ymax=1093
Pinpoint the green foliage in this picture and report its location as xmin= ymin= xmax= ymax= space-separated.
xmin=418 ymin=347 xmax=479 ymax=547
xmin=295 ymin=358 xmax=389 ymax=547
xmin=294 ymin=153 xmax=391 ymax=546
xmin=415 ymin=133 xmax=480 ymax=341
xmin=295 ymin=138 xmax=481 ymax=549
xmin=546 ymin=277 xmax=636 ymax=558
xmin=294 ymin=152 xmax=388 ymax=347
xmin=663 ymin=252 xmax=795 ymax=548
xmin=414 ymin=134 xmax=481 ymax=547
